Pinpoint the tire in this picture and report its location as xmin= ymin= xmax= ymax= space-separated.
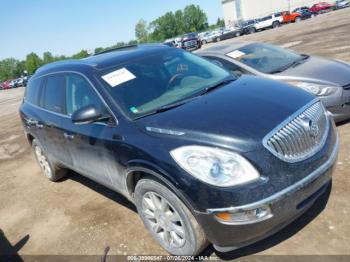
xmin=235 ymin=31 xmax=241 ymax=37
xmin=32 ymin=139 xmax=67 ymax=182
xmin=295 ymin=17 xmax=301 ymax=23
xmin=216 ymin=37 xmax=221 ymax=42
xmin=272 ymin=21 xmax=280 ymax=28
xmin=249 ymin=27 xmax=256 ymax=34
xmin=311 ymin=14 xmax=315 ymax=18
xmin=134 ymin=178 xmax=208 ymax=255
xmin=201 ymin=40 xmax=207 ymax=45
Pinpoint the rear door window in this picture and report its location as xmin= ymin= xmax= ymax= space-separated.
xmin=25 ymin=78 xmax=42 ymax=105
xmin=41 ymin=75 xmax=65 ymax=114
xmin=261 ymin=16 xmax=272 ymax=21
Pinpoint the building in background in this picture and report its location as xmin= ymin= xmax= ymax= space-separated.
xmin=222 ymin=0 xmax=323 ymax=26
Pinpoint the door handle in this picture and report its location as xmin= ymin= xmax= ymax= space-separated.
xmin=63 ymin=133 xmax=75 ymax=140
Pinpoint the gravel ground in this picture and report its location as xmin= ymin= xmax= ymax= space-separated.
xmin=0 ymin=7 xmax=349 ymax=261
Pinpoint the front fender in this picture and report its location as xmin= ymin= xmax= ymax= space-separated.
xmin=125 ymin=160 xmax=199 ymax=214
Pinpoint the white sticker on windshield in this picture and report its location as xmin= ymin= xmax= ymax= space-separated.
xmin=102 ymin=68 xmax=136 ymax=87
xmin=226 ymin=50 xmax=246 ymax=59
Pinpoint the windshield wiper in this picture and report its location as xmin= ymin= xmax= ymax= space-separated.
xmin=133 ymin=97 xmax=198 ymax=120
xmin=134 ymin=77 xmax=236 ymax=120
xmin=198 ymin=77 xmax=236 ymax=96
xmin=154 ymin=99 xmax=191 ymax=113
xmin=270 ymin=54 xmax=310 ymax=74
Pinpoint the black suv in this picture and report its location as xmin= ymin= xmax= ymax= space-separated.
xmin=181 ymin=33 xmax=201 ymax=51
xmin=20 ymin=44 xmax=338 ymax=256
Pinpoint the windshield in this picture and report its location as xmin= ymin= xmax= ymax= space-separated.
xmin=227 ymin=43 xmax=304 ymax=74
xmin=99 ymin=49 xmax=231 ymax=119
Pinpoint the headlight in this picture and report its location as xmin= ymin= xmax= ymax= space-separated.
xmin=288 ymin=82 xmax=338 ymax=96
xmin=170 ymin=146 xmax=260 ymax=187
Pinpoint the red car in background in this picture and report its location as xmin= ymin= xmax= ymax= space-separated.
xmin=309 ymin=2 xmax=335 ymax=13
xmin=0 ymin=80 xmax=12 ymax=90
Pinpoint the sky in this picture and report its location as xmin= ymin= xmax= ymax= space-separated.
xmin=0 ymin=0 xmax=223 ymax=60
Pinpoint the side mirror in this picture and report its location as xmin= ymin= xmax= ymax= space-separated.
xmin=71 ymin=105 xmax=103 ymax=124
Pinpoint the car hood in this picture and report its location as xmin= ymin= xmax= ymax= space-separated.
xmin=274 ymin=56 xmax=350 ymax=87
xmin=137 ymin=76 xmax=314 ymax=152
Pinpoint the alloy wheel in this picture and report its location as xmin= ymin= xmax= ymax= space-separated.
xmin=142 ymin=192 xmax=186 ymax=248
xmin=34 ymin=146 xmax=53 ymax=179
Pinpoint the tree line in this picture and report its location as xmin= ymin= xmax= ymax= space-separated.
xmin=0 ymin=4 xmax=224 ymax=81
xmin=135 ymin=4 xmax=224 ymax=42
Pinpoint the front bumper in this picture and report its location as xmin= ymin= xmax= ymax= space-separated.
xmin=327 ymin=87 xmax=350 ymax=122
xmin=328 ymin=104 xmax=350 ymax=122
xmin=194 ymin=133 xmax=339 ymax=251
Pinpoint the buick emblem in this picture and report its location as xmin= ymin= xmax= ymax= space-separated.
xmin=309 ymin=120 xmax=319 ymax=138
xmin=300 ymin=115 xmax=319 ymax=138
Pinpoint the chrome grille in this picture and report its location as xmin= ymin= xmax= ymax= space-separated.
xmin=263 ymin=101 xmax=329 ymax=163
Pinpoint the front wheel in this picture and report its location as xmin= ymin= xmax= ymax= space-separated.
xmin=216 ymin=37 xmax=221 ymax=42
xmin=295 ymin=17 xmax=301 ymax=23
xmin=249 ymin=27 xmax=256 ymax=34
xmin=135 ymin=178 xmax=208 ymax=255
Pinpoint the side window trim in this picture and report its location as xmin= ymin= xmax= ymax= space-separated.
xmin=28 ymin=71 xmax=118 ymax=125
xmin=38 ymin=76 xmax=47 ymax=108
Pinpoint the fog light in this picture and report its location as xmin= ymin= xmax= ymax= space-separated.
xmin=214 ymin=205 xmax=273 ymax=225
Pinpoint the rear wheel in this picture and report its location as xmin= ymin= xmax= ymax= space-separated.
xmin=216 ymin=37 xmax=221 ymax=42
xmin=295 ymin=17 xmax=301 ymax=23
xmin=32 ymin=139 xmax=67 ymax=181
xmin=135 ymin=178 xmax=208 ymax=255
xmin=272 ymin=21 xmax=280 ymax=28
xmin=235 ymin=31 xmax=241 ymax=37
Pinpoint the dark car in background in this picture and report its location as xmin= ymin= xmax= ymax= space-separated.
xmin=296 ymin=9 xmax=317 ymax=19
xmin=215 ymin=27 xmax=244 ymax=42
xmin=293 ymin=6 xmax=311 ymax=13
xmin=22 ymin=75 xmax=31 ymax=87
xmin=239 ymin=19 xmax=259 ymax=34
xmin=197 ymin=42 xmax=350 ymax=122
xmin=180 ymin=33 xmax=201 ymax=51
xmin=20 ymin=44 xmax=338 ymax=255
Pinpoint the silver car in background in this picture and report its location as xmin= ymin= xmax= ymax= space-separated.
xmin=197 ymin=42 xmax=350 ymax=122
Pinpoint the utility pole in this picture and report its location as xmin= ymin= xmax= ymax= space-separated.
xmin=288 ymin=0 xmax=291 ymax=12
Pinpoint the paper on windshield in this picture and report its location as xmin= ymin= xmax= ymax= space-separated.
xmin=226 ymin=50 xmax=246 ymax=59
xmin=102 ymin=68 xmax=136 ymax=87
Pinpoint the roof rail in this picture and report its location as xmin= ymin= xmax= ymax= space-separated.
xmin=93 ymin=44 xmax=138 ymax=56
xmin=35 ymin=59 xmax=81 ymax=73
